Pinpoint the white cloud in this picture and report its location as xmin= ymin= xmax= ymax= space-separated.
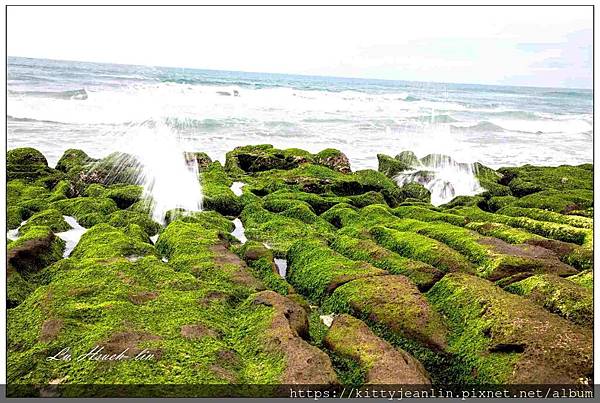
xmin=7 ymin=5 xmax=592 ymax=88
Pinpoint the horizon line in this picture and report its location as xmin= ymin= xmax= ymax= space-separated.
xmin=8 ymin=54 xmax=593 ymax=91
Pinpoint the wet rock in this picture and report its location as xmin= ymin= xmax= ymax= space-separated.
xmin=7 ymin=226 xmax=65 ymax=275
xmin=251 ymin=291 xmax=339 ymax=385
xmin=428 ymin=272 xmax=592 ymax=384
xmin=326 ymin=275 xmax=448 ymax=350
xmin=180 ymin=324 xmax=219 ymax=340
xmin=314 ymin=148 xmax=351 ymax=173
xmin=377 ymin=153 xmax=411 ymax=178
xmin=324 ymin=314 xmax=431 ymax=384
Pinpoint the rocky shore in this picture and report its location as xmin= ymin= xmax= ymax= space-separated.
xmin=6 ymin=145 xmax=593 ymax=396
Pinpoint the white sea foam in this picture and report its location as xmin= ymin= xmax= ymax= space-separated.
xmin=231 ymin=218 xmax=247 ymax=244
xmin=55 ymin=216 xmax=86 ymax=258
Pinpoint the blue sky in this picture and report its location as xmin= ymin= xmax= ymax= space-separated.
xmin=7 ymin=5 xmax=593 ymax=88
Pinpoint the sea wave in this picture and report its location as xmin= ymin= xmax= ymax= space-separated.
xmin=450 ymin=121 xmax=504 ymax=132
xmin=9 ymin=88 xmax=88 ymax=100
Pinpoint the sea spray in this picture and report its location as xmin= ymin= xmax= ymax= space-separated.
xmin=118 ymin=120 xmax=203 ymax=224
xmin=395 ymin=153 xmax=483 ymax=206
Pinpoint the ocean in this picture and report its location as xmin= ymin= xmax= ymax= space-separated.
xmin=7 ymin=56 xmax=593 ymax=171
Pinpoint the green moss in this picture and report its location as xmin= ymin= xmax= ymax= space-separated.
xmin=8 ymin=147 xmax=63 ymax=186
xmin=70 ymin=223 xmax=156 ymax=260
xmin=399 ymin=183 xmax=431 ymax=203
xmin=20 ymin=209 xmax=71 ymax=233
xmin=166 ymin=210 xmax=234 ymax=233
xmin=241 ymin=203 xmax=331 ymax=257
xmin=7 ymin=254 xmax=286 ymax=389
xmin=287 ymin=239 xmax=386 ymax=303
xmin=105 ymin=184 xmax=144 ymax=209
xmin=377 ymin=153 xmax=410 ymax=178
xmin=392 ymin=205 xmax=467 ymax=226
xmin=106 ymin=210 xmax=161 ymax=237
xmin=566 ymin=270 xmax=593 ymax=289
xmin=320 ymin=203 xmax=360 ymax=229
xmin=427 ymin=272 xmax=592 ymax=384
xmin=371 ymin=226 xmax=473 ymax=273
xmin=7 ymin=206 xmax=27 ymax=229
xmin=330 ymin=234 xmax=442 ymax=291
xmin=55 ymin=149 xmax=94 ymax=173
xmin=486 ymin=196 xmax=518 ymax=212
xmin=498 ymin=164 xmax=592 ymax=197
xmin=225 ymin=144 xmax=313 ymax=174
xmin=464 ymin=222 xmax=543 ymax=244
xmin=50 ymin=197 xmax=118 ymax=221
xmin=497 ymin=206 xmax=593 ymax=229
xmin=324 ymin=275 xmax=448 ymax=350
xmin=7 ymin=180 xmax=52 ymax=215
xmin=201 ymin=162 xmax=242 ymax=216
xmin=474 ymin=163 xmax=511 ymax=197
xmin=7 ymin=269 xmax=34 ymax=308
xmin=450 ymin=206 xmax=591 ymax=246
xmin=314 ymin=148 xmax=351 ymax=173
xmin=7 ymin=226 xmax=65 ymax=275
xmin=505 ymin=274 xmax=592 ymax=327
xmin=512 ymin=189 xmax=593 ymax=213
xmin=238 ymin=241 xmax=292 ymax=295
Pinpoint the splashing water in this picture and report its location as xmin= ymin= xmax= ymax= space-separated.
xmin=395 ymin=153 xmax=484 ymax=206
xmin=118 ymin=120 xmax=203 ymax=224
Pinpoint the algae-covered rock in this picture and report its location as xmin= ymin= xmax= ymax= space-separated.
xmin=50 ymin=197 xmax=118 ymax=221
xmin=19 ymin=209 xmax=71 ymax=234
xmin=498 ymin=164 xmax=593 ymax=197
xmin=70 ymin=223 xmax=156 ymax=260
xmin=7 ymin=226 xmax=65 ymax=276
xmin=377 ymin=153 xmax=410 ymax=178
xmin=225 ymin=144 xmax=312 ymax=174
xmin=399 ymin=182 xmax=431 ymax=203
xmin=201 ymin=162 xmax=242 ymax=216
xmin=314 ymin=148 xmax=351 ymax=173
xmin=55 ymin=148 xmax=95 ymax=173
xmin=505 ymin=273 xmax=592 ymax=327
xmin=325 ymin=275 xmax=448 ymax=351
xmin=7 ymin=147 xmax=64 ymax=186
xmin=567 ymin=269 xmax=593 ymax=289
xmin=324 ymin=314 xmax=430 ymax=384
xmin=371 ymin=226 xmax=473 ymax=273
xmin=239 ymin=241 xmax=293 ymax=295
xmin=427 ymin=273 xmax=592 ymax=384
xmin=330 ymin=234 xmax=443 ymax=291
xmin=287 ymin=239 xmax=386 ymax=303
xmin=250 ymin=291 xmax=339 ymax=384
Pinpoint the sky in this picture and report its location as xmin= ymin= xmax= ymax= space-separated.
xmin=7 ymin=5 xmax=593 ymax=88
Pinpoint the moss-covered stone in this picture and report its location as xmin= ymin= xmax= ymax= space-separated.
xmin=50 ymin=197 xmax=118 ymax=221
xmin=70 ymin=223 xmax=156 ymax=260
xmin=505 ymin=274 xmax=592 ymax=327
xmin=330 ymin=234 xmax=443 ymax=291
xmin=498 ymin=206 xmax=593 ymax=229
xmin=498 ymin=164 xmax=592 ymax=197
xmin=7 ymin=226 xmax=65 ymax=276
xmin=287 ymin=239 xmax=386 ymax=303
xmin=399 ymin=183 xmax=431 ymax=203
xmin=201 ymin=162 xmax=242 ymax=216
xmin=324 ymin=275 xmax=448 ymax=351
xmin=566 ymin=270 xmax=593 ymax=289
xmin=371 ymin=226 xmax=473 ymax=273
xmin=314 ymin=148 xmax=351 ymax=173
xmin=105 ymin=184 xmax=143 ymax=209
xmin=324 ymin=314 xmax=430 ymax=384
xmin=19 ymin=209 xmax=71 ymax=233
xmin=427 ymin=273 xmax=592 ymax=384
xmin=241 ymin=203 xmax=331 ymax=257
xmin=7 ymin=147 xmax=64 ymax=187
xmin=55 ymin=149 xmax=94 ymax=173
xmin=238 ymin=241 xmax=293 ymax=295
xmin=225 ymin=144 xmax=313 ymax=174
xmin=377 ymin=153 xmax=411 ymax=178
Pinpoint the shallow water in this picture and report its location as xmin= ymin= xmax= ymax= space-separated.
xmin=55 ymin=216 xmax=86 ymax=258
xmin=274 ymin=258 xmax=287 ymax=277
xmin=230 ymin=182 xmax=245 ymax=196
xmin=231 ymin=218 xmax=247 ymax=244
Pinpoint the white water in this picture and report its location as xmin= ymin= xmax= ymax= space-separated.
xmin=231 ymin=218 xmax=247 ymax=243
xmin=395 ymin=154 xmax=484 ymax=206
xmin=230 ymin=182 xmax=245 ymax=196
xmin=55 ymin=216 xmax=86 ymax=257
xmin=117 ymin=121 xmax=203 ymax=224
xmin=7 ymin=220 xmax=27 ymax=241
xmin=150 ymin=234 xmax=159 ymax=244
xmin=319 ymin=314 xmax=336 ymax=328
xmin=274 ymin=258 xmax=287 ymax=278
